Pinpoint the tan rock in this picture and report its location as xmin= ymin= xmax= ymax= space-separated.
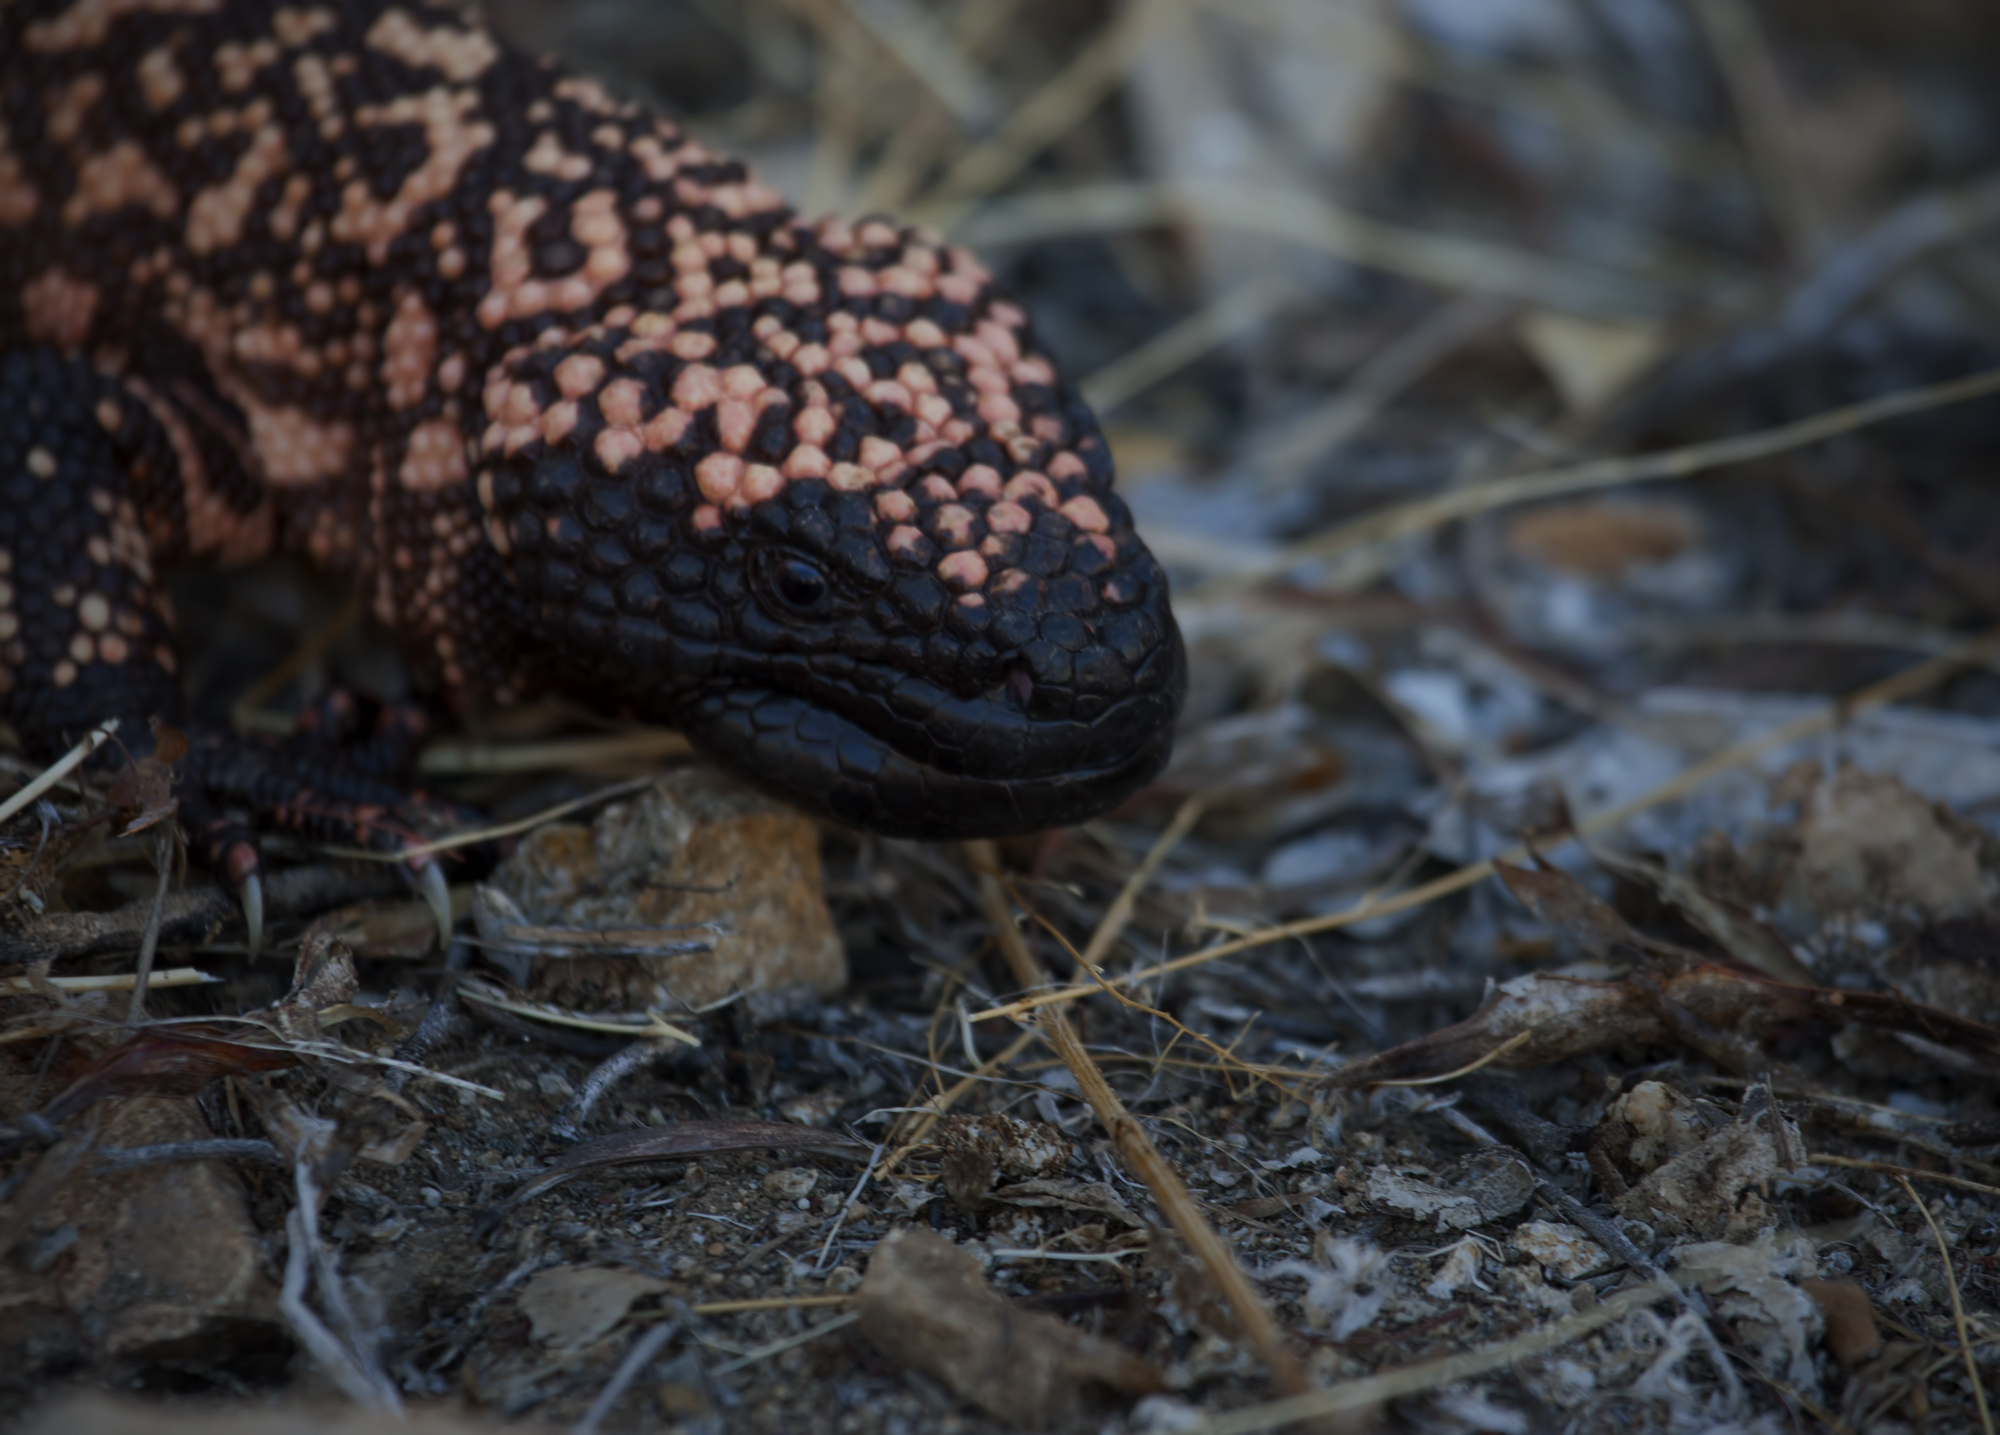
xmin=483 ymin=768 xmax=846 ymax=1022
xmin=0 ymin=1095 xmax=281 ymax=1371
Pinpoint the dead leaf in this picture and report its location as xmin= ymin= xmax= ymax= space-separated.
xmin=1673 ymin=1235 xmax=1824 ymax=1393
xmin=38 ymin=1031 xmax=298 ymax=1128
xmin=104 ymin=721 xmax=184 ymax=837
xmin=1516 ymin=311 xmax=1669 ymax=415
xmin=856 ymin=1227 xmax=1163 ymax=1429
xmin=1802 ymin=1277 xmax=1883 ymax=1368
xmin=517 ymin=1264 xmax=671 ymax=1350
xmin=1588 ymin=843 xmax=1816 ymax=984
xmin=1615 ymin=1096 xmax=1803 ymax=1239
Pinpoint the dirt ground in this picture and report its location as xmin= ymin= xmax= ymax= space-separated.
xmin=11 ymin=1 xmax=2000 ymax=1431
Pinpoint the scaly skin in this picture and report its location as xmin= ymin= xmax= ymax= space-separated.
xmin=0 ymin=0 xmax=1185 ymax=841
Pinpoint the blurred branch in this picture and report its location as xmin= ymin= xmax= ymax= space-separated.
xmin=944 ymin=177 xmax=1678 ymax=315
xmin=1198 ymin=361 xmax=2000 ymax=598
xmin=915 ymin=0 xmax=1191 ymax=222
xmin=857 ymin=0 xmax=1026 ymax=213
xmin=1688 ymin=0 xmax=1821 ymax=263
xmin=1245 ymin=293 xmax=1516 ymax=493
xmin=836 ymin=0 xmax=999 ymax=131
xmin=1080 ymin=278 xmax=1293 ymax=415
xmin=1229 ymin=0 xmax=1737 ymax=184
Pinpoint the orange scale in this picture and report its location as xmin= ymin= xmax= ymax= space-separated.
xmin=957 ymin=466 xmax=1003 ymax=501
xmin=598 ymin=378 xmax=646 ymax=427
xmin=976 ymin=392 xmax=1021 ymax=426
xmin=671 ymin=364 xmax=722 ymax=408
xmin=722 ymin=364 xmax=767 ymax=398
xmin=1001 ymin=473 xmax=1058 ymax=507
xmin=541 ymin=401 xmax=579 ymax=443
xmin=859 ymin=436 xmax=905 ymax=471
xmin=885 ymin=525 xmax=928 ymax=562
xmin=866 ymin=380 xmax=913 ymax=412
xmin=553 ymin=353 xmax=604 ymax=397
xmin=696 ymin=451 xmax=744 ymax=503
xmin=794 ymin=406 xmax=836 ymax=445
xmin=1059 ymin=495 xmax=1109 ymax=533
xmin=737 ymin=464 xmax=784 ymax=504
xmin=936 ymin=551 xmax=987 ymax=590
xmin=716 ymin=398 xmax=757 ymax=453
xmin=642 ymin=407 xmax=689 ymax=449
xmin=985 ymin=500 xmax=1030 ymax=534
xmin=594 ymin=428 xmax=641 ymax=472
xmin=783 ymin=445 xmax=830 ymax=479
xmin=930 ymin=504 xmax=975 ymax=548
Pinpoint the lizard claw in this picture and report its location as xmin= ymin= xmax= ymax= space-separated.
xmin=238 ymin=871 xmax=265 ymax=960
xmin=409 ymin=857 xmax=454 ymax=954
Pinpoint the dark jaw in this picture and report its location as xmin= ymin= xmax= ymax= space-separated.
xmin=678 ymin=686 xmax=1177 ymax=838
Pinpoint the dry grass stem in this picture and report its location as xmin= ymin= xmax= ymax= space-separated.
xmin=1688 ymin=0 xmax=1819 ymax=259
xmin=917 ymin=0 xmax=1189 ymax=220
xmin=1367 ymin=1028 xmax=1537 ymax=1087
xmin=944 ymin=179 xmax=1670 ymax=313
xmin=831 ymin=0 xmax=995 ymax=131
xmin=1816 ymin=1155 xmax=2000 ymax=1201
xmin=689 ymin=1294 xmax=852 ymax=1315
xmin=976 ymin=621 xmax=2000 ymax=1025
xmin=0 ymin=719 xmax=117 ymax=828
xmin=415 ymin=729 xmax=692 ymax=775
xmin=965 ymin=839 xmax=1315 ymax=1406
xmin=229 ymin=593 xmax=362 ymax=734
xmin=1080 ymin=282 xmax=1292 ymax=415
xmin=122 ymin=831 xmax=175 ymax=1027
xmin=1200 ymin=362 xmax=2000 ymax=598
xmin=453 ymin=977 xmax=700 ymax=1046
xmin=326 ymin=776 xmax=655 ymax=862
xmin=1 ymin=966 xmax=216 ymax=994
xmin=1076 ymin=795 xmax=1207 ymax=972
xmin=1900 ymin=1175 xmax=1997 ymax=1435
xmin=1182 ymin=1281 xmax=1678 ymax=1435
xmin=1250 ymin=294 xmax=1517 ymax=491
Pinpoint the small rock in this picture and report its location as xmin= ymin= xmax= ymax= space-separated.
xmin=1509 ymin=1220 xmax=1612 ymax=1279
xmin=484 ymin=768 xmax=846 ymax=1022
xmin=856 ymin=1227 xmax=1164 ymax=1429
xmin=0 ymin=1096 xmax=283 ymax=1374
xmin=763 ymin=1166 xmax=818 ymax=1200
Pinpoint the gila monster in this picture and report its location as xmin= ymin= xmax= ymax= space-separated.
xmin=0 ymin=0 xmax=1186 ymax=885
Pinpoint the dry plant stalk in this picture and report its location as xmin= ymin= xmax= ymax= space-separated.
xmin=964 ymin=839 xmax=1314 ymax=1405
xmin=1900 ymin=1175 xmax=1998 ymax=1435
xmin=881 ymin=800 xmax=1202 ymax=1176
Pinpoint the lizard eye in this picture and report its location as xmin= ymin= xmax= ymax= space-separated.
xmin=757 ymin=550 xmax=838 ymax=618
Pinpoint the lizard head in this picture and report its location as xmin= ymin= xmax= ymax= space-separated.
xmin=475 ymin=220 xmax=1184 ymax=838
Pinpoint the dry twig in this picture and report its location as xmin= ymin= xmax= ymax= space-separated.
xmin=965 ymin=838 xmax=1315 ymax=1406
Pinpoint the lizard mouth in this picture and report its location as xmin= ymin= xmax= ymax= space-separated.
xmin=676 ymin=662 xmax=1183 ymax=838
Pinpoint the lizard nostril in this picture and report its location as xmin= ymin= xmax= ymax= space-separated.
xmin=1004 ymin=661 xmax=1035 ymax=710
